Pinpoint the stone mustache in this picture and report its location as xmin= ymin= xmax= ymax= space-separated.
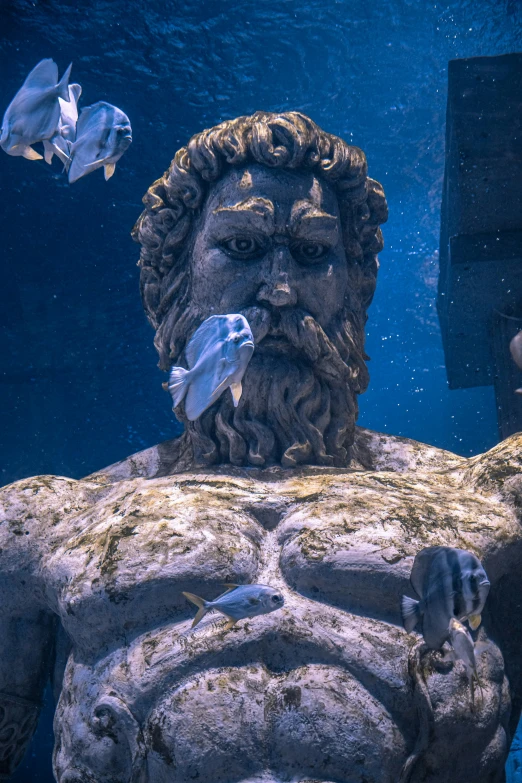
xmin=0 ymin=112 xmax=520 ymax=783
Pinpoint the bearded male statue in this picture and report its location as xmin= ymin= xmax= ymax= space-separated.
xmin=1 ymin=112 xmax=521 ymax=783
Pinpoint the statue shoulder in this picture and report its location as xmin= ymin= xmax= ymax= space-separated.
xmin=457 ymin=432 xmax=522 ymax=513
xmin=0 ymin=473 xmax=109 ymax=594
xmin=86 ymin=433 xmax=193 ymax=483
xmin=351 ymin=426 xmax=466 ymax=473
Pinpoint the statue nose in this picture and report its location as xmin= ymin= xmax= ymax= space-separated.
xmin=257 ymin=246 xmax=298 ymax=308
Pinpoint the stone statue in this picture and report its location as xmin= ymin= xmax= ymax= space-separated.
xmin=1 ymin=112 xmax=521 ymax=783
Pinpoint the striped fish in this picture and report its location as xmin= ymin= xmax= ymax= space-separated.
xmin=401 ymin=546 xmax=490 ymax=649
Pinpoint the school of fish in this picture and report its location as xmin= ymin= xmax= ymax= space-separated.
xmin=1 ymin=59 xmax=131 ymax=182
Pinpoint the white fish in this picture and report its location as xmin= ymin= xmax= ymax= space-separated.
xmin=168 ymin=314 xmax=254 ymax=421
xmin=1 ymin=59 xmax=72 ymax=161
xmin=509 ymin=331 xmax=522 ymax=394
xmin=67 ymin=101 xmax=132 ymax=183
xmin=182 ymin=584 xmax=285 ymax=630
xmin=43 ymin=83 xmax=82 ymax=166
xmin=401 ymin=546 xmax=490 ymax=649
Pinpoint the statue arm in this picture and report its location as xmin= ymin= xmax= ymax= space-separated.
xmin=0 ymin=478 xmax=64 ymax=779
xmin=463 ymin=433 xmax=522 ymax=739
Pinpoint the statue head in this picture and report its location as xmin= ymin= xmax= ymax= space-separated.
xmin=133 ymin=111 xmax=387 ymax=468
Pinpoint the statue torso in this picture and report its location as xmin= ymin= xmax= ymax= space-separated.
xmin=2 ymin=428 xmax=521 ymax=783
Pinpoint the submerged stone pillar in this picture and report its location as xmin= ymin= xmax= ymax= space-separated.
xmin=437 ymin=52 xmax=522 ymax=439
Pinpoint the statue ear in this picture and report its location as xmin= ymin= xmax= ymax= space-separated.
xmin=92 ymin=694 xmax=145 ymax=771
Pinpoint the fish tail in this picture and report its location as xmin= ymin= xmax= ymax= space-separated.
xmin=401 ymin=595 xmax=422 ymax=633
xmin=55 ymin=62 xmax=72 ymax=101
xmin=182 ymin=591 xmax=210 ymax=629
xmin=168 ymin=366 xmax=189 ymax=409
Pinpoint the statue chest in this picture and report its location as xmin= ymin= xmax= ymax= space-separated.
xmin=44 ymin=470 xmax=513 ymax=658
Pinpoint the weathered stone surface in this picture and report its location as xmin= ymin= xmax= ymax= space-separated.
xmin=0 ymin=428 xmax=521 ymax=782
xmin=2 ymin=112 xmax=521 ymax=783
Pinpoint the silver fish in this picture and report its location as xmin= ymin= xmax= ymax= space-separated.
xmin=1 ymin=58 xmax=72 ymax=161
xmin=68 ymin=101 xmax=132 ymax=183
xmin=182 ymin=584 xmax=285 ymax=629
xmin=510 ymin=331 xmax=522 ymax=394
xmin=401 ymin=546 xmax=490 ymax=649
xmin=43 ymin=83 xmax=82 ymax=166
xmin=168 ymin=314 xmax=254 ymax=421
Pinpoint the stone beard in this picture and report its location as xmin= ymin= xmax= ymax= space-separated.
xmin=134 ymin=111 xmax=388 ymax=469
xmin=164 ymin=302 xmax=366 ymax=468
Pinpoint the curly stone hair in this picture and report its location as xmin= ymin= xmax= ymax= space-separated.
xmin=132 ymin=110 xmax=387 ymax=346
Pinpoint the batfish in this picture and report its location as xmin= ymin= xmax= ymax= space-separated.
xmin=401 ymin=546 xmax=490 ymax=650
xmin=167 ymin=314 xmax=254 ymax=421
xmin=1 ymin=58 xmax=72 ymax=161
xmin=68 ymin=101 xmax=132 ymax=183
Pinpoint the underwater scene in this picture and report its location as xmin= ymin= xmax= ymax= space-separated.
xmin=0 ymin=0 xmax=521 ymax=781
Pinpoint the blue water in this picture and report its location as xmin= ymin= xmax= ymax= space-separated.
xmin=1 ymin=0 xmax=521 ymax=780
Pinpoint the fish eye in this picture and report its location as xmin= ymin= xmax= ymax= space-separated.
xmin=291 ymin=241 xmax=329 ymax=265
xmin=271 ymin=594 xmax=282 ymax=602
xmin=220 ymin=236 xmax=265 ymax=260
xmin=232 ymin=334 xmax=241 ymax=343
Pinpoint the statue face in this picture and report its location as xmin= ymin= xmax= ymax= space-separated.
xmin=190 ymin=164 xmax=348 ymax=333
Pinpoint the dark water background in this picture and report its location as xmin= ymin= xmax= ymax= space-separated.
xmin=0 ymin=0 xmax=521 ymax=780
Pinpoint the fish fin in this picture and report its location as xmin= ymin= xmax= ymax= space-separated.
xmin=55 ymin=62 xmax=72 ymax=101
xmin=401 ymin=595 xmax=422 ymax=633
xmin=229 ymin=381 xmax=242 ymax=407
xmin=75 ymin=105 xmax=97 ymax=137
xmin=104 ymin=162 xmax=116 ymax=180
xmin=409 ymin=546 xmax=445 ymax=597
xmin=67 ymin=155 xmax=87 ymax=183
xmin=468 ymin=613 xmax=481 ymax=631
xmin=185 ymin=316 xmax=224 ymax=369
xmin=51 ymin=136 xmax=72 ymax=168
xmin=69 ymin=83 xmax=82 ymax=104
xmin=223 ymin=617 xmax=238 ymax=630
xmin=23 ymin=58 xmax=58 ymax=89
xmin=222 ymin=583 xmax=240 ymax=589
xmin=168 ymin=366 xmax=189 ymax=409
xmin=22 ymin=146 xmax=43 ymax=161
xmin=184 ymin=372 xmax=231 ymax=421
xmin=43 ymin=139 xmax=54 ymax=165
xmin=182 ymin=591 xmax=209 ymax=629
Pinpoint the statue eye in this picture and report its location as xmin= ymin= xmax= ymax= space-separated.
xmin=221 ymin=236 xmax=265 ymax=259
xmin=292 ymin=242 xmax=329 ymax=264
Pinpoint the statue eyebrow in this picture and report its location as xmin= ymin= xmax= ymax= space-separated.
xmin=211 ymin=197 xmax=275 ymax=234
xmin=289 ymin=201 xmax=339 ymax=241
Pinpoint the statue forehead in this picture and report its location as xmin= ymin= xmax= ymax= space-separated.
xmin=201 ymin=163 xmax=341 ymax=218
